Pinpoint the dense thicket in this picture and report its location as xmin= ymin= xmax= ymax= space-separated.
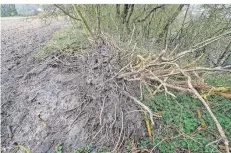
xmin=54 ymin=4 xmax=231 ymax=67
xmin=48 ymin=4 xmax=231 ymax=152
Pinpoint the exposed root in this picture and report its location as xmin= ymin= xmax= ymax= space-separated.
xmin=122 ymin=90 xmax=160 ymax=125
xmin=111 ymin=110 xmax=124 ymax=153
xmin=56 ymin=43 xmax=147 ymax=151
xmin=54 ymin=32 xmax=230 ymax=152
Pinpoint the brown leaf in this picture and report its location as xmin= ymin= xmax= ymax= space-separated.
xmin=218 ymin=145 xmax=231 ymax=151
xmin=144 ymin=118 xmax=152 ymax=142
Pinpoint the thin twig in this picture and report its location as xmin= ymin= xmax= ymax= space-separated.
xmin=71 ymin=103 xmax=88 ymax=126
xmin=99 ymin=96 xmax=106 ymax=125
xmin=162 ymin=31 xmax=231 ymax=62
xmin=111 ymin=110 xmax=124 ymax=153
xmin=128 ymin=24 xmax=136 ymax=46
xmin=54 ymin=4 xmax=81 ymax=21
xmin=157 ymin=66 xmax=231 ymax=78
xmin=174 ymin=63 xmax=230 ymax=153
xmin=122 ymin=90 xmax=159 ymax=125
xmin=91 ymin=124 xmax=104 ymax=142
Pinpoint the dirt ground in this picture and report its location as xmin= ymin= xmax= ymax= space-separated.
xmin=1 ymin=18 xmax=146 ymax=153
xmin=1 ymin=17 xmax=85 ymax=153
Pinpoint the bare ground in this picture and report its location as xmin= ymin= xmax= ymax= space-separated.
xmin=1 ymin=18 xmax=146 ymax=153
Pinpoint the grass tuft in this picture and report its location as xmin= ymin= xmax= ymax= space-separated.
xmin=35 ymin=23 xmax=88 ymax=60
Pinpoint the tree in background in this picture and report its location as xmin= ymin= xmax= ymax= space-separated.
xmin=54 ymin=4 xmax=231 ymax=66
xmin=1 ymin=4 xmax=17 ymax=17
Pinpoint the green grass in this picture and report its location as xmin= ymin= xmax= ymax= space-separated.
xmin=204 ymin=73 xmax=231 ymax=87
xmin=122 ymin=75 xmax=231 ymax=152
xmin=143 ymin=91 xmax=231 ymax=153
xmin=72 ymin=145 xmax=95 ymax=153
xmin=55 ymin=144 xmax=110 ymax=153
xmin=35 ymin=23 xmax=88 ymax=60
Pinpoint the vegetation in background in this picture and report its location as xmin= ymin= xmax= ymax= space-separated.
xmin=14 ymin=4 xmax=39 ymax=16
xmin=205 ymin=74 xmax=231 ymax=87
xmin=1 ymin=4 xmax=18 ymax=17
xmin=54 ymin=4 xmax=231 ymax=67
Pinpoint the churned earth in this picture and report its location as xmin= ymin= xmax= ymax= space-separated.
xmin=1 ymin=17 xmax=146 ymax=153
xmin=0 ymin=17 xmax=87 ymax=153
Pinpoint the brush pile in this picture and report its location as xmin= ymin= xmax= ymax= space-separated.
xmin=55 ymin=32 xmax=230 ymax=152
xmin=115 ymin=32 xmax=231 ymax=152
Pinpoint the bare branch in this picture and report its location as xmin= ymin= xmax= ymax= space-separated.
xmin=54 ymin=4 xmax=81 ymax=21
xmin=135 ymin=5 xmax=165 ymax=23
xmin=122 ymin=90 xmax=160 ymax=125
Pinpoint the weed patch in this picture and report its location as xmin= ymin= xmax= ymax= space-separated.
xmin=205 ymin=74 xmax=231 ymax=87
xmin=35 ymin=23 xmax=88 ymax=59
xmin=136 ymin=89 xmax=231 ymax=153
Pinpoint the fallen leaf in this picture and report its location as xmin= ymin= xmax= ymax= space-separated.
xmin=144 ymin=118 xmax=152 ymax=141
xmin=218 ymin=145 xmax=231 ymax=151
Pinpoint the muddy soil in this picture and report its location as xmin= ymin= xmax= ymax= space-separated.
xmin=1 ymin=18 xmax=146 ymax=153
xmin=1 ymin=18 xmax=80 ymax=153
